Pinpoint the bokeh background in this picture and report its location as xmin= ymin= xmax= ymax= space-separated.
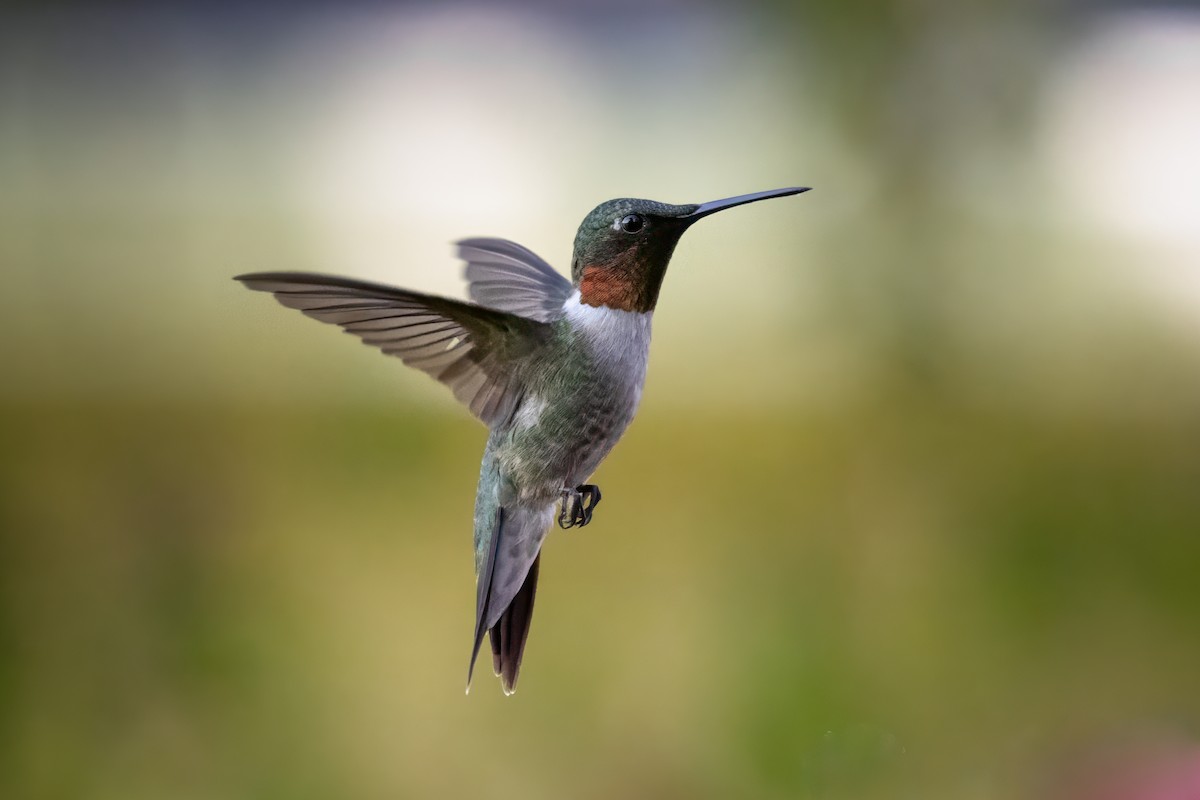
xmin=3 ymin=1 xmax=1200 ymax=798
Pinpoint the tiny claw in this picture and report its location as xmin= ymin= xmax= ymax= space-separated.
xmin=578 ymin=484 xmax=600 ymax=525
xmin=558 ymin=484 xmax=601 ymax=529
xmin=558 ymin=487 xmax=581 ymax=529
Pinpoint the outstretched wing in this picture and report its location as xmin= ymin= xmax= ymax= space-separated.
xmin=236 ymin=272 xmax=549 ymax=427
xmin=458 ymin=238 xmax=573 ymax=323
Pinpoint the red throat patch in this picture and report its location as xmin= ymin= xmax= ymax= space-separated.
xmin=578 ymin=265 xmax=646 ymax=312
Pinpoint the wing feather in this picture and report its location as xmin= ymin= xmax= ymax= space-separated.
xmin=236 ymin=271 xmax=549 ymax=427
xmin=457 ymin=237 xmax=573 ymax=322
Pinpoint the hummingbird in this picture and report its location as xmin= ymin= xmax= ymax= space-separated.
xmin=236 ymin=186 xmax=809 ymax=695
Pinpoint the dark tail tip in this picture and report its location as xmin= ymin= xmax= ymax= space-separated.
xmin=496 ymin=553 xmax=540 ymax=695
xmin=489 ymin=628 xmax=503 ymax=677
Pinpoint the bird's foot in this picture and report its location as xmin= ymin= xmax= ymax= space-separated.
xmin=558 ymin=484 xmax=602 ymax=529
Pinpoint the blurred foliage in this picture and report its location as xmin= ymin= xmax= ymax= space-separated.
xmin=2 ymin=394 xmax=1199 ymax=799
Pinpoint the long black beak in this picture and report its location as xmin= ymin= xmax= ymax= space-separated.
xmin=686 ymin=187 xmax=811 ymax=221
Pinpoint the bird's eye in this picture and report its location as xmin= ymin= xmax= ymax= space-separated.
xmin=619 ymin=214 xmax=644 ymax=234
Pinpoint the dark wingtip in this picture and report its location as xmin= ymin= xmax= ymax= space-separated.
xmin=233 ymin=272 xmax=294 ymax=292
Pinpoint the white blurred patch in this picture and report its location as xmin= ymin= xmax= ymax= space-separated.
xmin=1040 ymin=12 xmax=1200 ymax=312
xmin=284 ymin=7 xmax=581 ymax=296
xmin=511 ymin=394 xmax=546 ymax=432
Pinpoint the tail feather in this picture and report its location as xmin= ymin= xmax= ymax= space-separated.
xmin=495 ymin=554 xmax=539 ymax=695
xmin=489 ymin=627 xmax=502 ymax=677
xmin=466 ymin=504 xmax=550 ymax=694
xmin=467 ymin=507 xmax=503 ymax=690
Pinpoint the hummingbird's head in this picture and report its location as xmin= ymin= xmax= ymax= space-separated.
xmin=570 ymin=188 xmax=810 ymax=313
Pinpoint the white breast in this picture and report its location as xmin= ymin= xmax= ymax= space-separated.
xmin=561 ymin=290 xmax=653 ymax=398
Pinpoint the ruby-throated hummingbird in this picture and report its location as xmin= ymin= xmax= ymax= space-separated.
xmin=237 ymin=186 xmax=809 ymax=694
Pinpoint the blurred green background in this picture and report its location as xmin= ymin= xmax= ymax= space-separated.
xmin=3 ymin=2 xmax=1200 ymax=798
